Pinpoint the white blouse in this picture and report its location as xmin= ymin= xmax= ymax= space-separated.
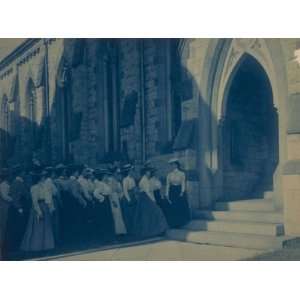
xmin=139 ymin=176 xmax=155 ymax=202
xmin=31 ymin=183 xmax=53 ymax=216
xmin=166 ymin=169 xmax=186 ymax=196
xmin=122 ymin=176 xmax=136 ymax=202
xmin=93 ymin=181 xmax=112 ymax=202
xmin=149 ymin=177 xmax=162 ymax=191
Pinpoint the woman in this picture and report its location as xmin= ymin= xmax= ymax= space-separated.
xmin=166 ymin=158 xmax=190 ymax=228
xmin=107 ymin=167 xmax=127 ymax=238
xmin=63 ymin=165 xmax=87 ymax=247
xmin=149 ymin=168 xmax=172 ymax=226
xmin=134 ymin=167 xmax=168 ymax=239
xmin=93 ymin=169 xmax=115 ymax=243
xmin=5 ymin=166 xmax=31 ymax=259
xmin=20 ymin=171 xmax=55 ymax=254
xmin=120 ymin=164 xmax=138 ymax=236
xmin=0 ymin=168 xmax=12 ymax=260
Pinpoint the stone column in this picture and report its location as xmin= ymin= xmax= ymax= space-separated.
xmin=283 ymin=93 xmax=300 ymax=235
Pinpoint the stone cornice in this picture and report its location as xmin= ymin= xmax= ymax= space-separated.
xmin=0 ymin=39 xmax=41 ymax=70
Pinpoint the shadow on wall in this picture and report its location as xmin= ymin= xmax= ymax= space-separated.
xmin=0 ymin=38 xmax=279 ymax=205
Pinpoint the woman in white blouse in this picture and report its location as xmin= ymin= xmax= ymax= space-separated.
xmin=120 ymin=164 xmax=138 ymax=236
xmin=133 ymin=167 xmax=168 ymax=239
xmin=149 ymin=168 xmax=172 ymax=225
xmin=93 ymin=169 xmax=115 ymax=242
xmin=107 ymin=168 xmax=127 ymax=238
xmin=21 ymin=171 xmax=55 ymax=253
xmin=166 ymin=158 xmax=190 ymax=228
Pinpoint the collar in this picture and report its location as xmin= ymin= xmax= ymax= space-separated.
xmin=16 ymin=176 xmax=24 ymax=182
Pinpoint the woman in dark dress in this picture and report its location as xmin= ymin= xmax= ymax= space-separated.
xmin=133 ymin=167 xmax=168 ymax=239
xmin=5 ymin=166 xmax=31 ymax=258
xmin=93 ymin=169 xmax=115 ymax=243
xmin=149 ymin=168 xmax=172 ymax=226
xmin=166 ymin=158 xmax=190 ymax=228
xmin=120 ymin=164 xmax=138 ymax=236
xmin=62 ymin=165 xmax=87 ymax=247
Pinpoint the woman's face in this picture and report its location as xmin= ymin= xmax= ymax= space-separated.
xmin=171 ymin=162 xmax=177 ymax=170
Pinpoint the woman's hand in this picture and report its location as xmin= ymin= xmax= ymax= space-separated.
xmin=36 ymin=211 xmax=43 ymax=220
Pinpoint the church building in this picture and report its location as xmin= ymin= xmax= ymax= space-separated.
xmin=1 ymin=38 xmax=300 ymax=250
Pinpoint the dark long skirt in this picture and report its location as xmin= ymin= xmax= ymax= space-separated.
xmin=20 ymin=201 xmax=55 ymax=252
xmin=133 ymin=192 xmax=168 ymax=239
xmin=60 ymin=193 xmax=86 ymax=246
xmin=5 ymin=206 xmax=29 ymax=256
xmin=94 ymin=196 xmax=115 ymax=243
xmin=168 ymin=185 xmax=190 ymax=228
xmin=0 ymin=200 xmax=9 ymax=259
xmin=153 ymin=190 xmax=173 ymax=226
xmin=120 ymin=189 xmax=138 ymax=236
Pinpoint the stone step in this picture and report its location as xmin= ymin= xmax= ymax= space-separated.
xmin=215 ymin=199 xmax=275 ymax=212
xmin=183 ymin=220 xmax=284 ymax=236
xmin=166 ymin=229 xmax=293 ymax=250
xmin=193 ymin=210 xmax=283 ymax=224
xmin=264 ymin=191 xmax=274 ymax=199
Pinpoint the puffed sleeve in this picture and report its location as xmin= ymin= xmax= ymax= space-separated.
xmin=181 ymin=171 xmax=186 ymax=194
xmin=123 ymin=178 xmax=131 ymax=202
xmin=93 ymin=187 xmax=105 ymax=202
xmin=166 ymin=173 xmax=170 ymax=198
xmin=31 ymin=186 xmax=42 ymax=216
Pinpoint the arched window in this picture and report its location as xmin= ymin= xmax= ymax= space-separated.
xmin=1 ymin=95 xmax=10 ymax=164
xmin=103 ymin=40 xmax=120 ymax=154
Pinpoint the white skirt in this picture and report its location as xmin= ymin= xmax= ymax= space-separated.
xmin=110 ymin=193 xmax=127 ymax=235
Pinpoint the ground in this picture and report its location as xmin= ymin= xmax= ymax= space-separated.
xmin=40 ymin=238 xmax=264 ymax=261
xmin=38 ymin=238 xmax=300 ymax=261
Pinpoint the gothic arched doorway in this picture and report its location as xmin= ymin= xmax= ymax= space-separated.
xmin=221 ymin=54 xmax=279 ymax=201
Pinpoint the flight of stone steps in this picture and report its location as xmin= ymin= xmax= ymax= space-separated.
xmin=167 ymin=196 xmax=295 ymax=250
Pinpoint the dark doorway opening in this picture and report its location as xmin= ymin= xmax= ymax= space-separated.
xmin=222 ymin=54 xmax=279 ymax=201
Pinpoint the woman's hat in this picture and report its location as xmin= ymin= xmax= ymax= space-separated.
xmin=55 ymin=163 xmax=66 ymax=170
xmin=0 ymin=168 xmax=10 ymax=177
xmin=94 ymin=168 xmax=112 ymax=176
xmin=121 ymin=164 xmax=134 ymax=172
xmin=168 ymin=158 xmax=180 ymax=164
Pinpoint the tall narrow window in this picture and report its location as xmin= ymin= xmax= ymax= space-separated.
xmin=26 ymin=79 xmax=37 ymax=150
xmin=169 ymin=39 xmax=182 ymax=140
xmin=103 ymin=41 xmax=120 ymax=154
xmin=1 ymin=95 xmax=9 ymax=163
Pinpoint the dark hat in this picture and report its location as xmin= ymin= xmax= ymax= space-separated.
xmin=94 ymin=168 xmax=112 ymax=176
xmin=55 ymin=163 xmax=66 ymax=170
xmin=143 ymin=160 xmax=153 ymax=167
xmin=11 ymin=164 xmax=23 ymax=175
xmin=110 ymin=166 xmax=121 ymax=174
xmin=141 ymin=166 xmax=154 ymax=175
xmin=0 ymin=168 xmax=10 ymax=177
xmin=121 ymin=164 xmax=134 ymax=172
xmin=45 ymin=166 xmax=54 ymax=171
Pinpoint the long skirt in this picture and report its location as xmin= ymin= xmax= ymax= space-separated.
xmin=0 ymin=200 xmax=9 ymax=259
xmin=153 ymin=190 xmax=173 ymax=226
xmin=94 ymin=196 xmax=115 ymax=242
xmin=133 ymin=192 xmax=168 ymax=239
xmin=20 ymin=201 xmax=55 ymax=252
xmin=110 ymin=193 xmax=127 ymax=235
xmin=120 ymin=189 xmax=138 ymax=236
xmin=5 ymin=206 xmax=29 ymax=256
xmin=61 ymin=194 xmax=86 ymax=246
xmin=168 ymin=185 xmax=190 ymax=228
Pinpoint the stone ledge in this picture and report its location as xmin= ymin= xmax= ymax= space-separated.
xmin=283 ymin=160 xmax=300 ymax=175
xmin=287 ymin=93 xmax=300 ymax=134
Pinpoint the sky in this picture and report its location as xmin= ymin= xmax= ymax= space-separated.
xmin=0 ymin=38 xmax=26 ymax=61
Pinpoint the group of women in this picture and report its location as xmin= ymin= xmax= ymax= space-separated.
xmin=0 ymin=158 xmax=191 ymax=259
